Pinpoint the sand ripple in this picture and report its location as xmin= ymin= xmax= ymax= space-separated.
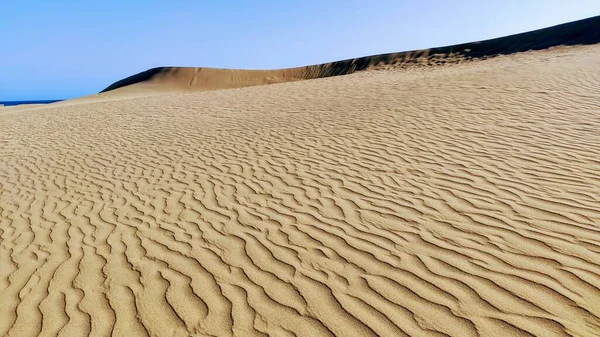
xmin=1 ymin=46 xmax=600 ymax=336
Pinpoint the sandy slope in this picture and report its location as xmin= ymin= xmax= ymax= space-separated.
xmin=100 ymin=16 xmax=600 ymax=95
xmin=1 ymin=45 xmax=600 ymax=337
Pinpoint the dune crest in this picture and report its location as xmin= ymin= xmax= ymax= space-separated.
xmin=101 ymin=15 xmax=600 ymax=94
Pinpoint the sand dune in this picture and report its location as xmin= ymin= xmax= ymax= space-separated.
xmin=101 ymin=15 xmax=600 ymax=95
xmin=2 ymin=20 xmax=600 ymax=337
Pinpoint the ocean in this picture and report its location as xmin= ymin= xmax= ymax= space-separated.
xmin=0 ymin=100 xmax=63 ymax=107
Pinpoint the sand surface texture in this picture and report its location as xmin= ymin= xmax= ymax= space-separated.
xmin=1 ymin=46 xmax=600 ymax=336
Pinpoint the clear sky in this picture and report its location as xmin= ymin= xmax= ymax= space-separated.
xmin=2 ymin=1 xmax=599 ymax=101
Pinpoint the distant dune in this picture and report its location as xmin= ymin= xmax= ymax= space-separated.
xmin=102 ymin=15 xmax=600 ymax=94
xmin=2 ymin=16 xmax=600 ymax=337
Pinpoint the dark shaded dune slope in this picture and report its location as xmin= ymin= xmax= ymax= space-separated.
xmin=101 ymin=15 xmax=600 ymax=93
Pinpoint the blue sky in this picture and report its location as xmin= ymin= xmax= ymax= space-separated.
xmin=1 ymin=1 xmax=599 ymax=101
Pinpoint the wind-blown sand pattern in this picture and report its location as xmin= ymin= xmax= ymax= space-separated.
xmin=2 ymin=47 xmax=600 ymax=337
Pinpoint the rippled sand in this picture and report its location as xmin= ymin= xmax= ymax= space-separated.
xmin=1 ymin=45 xmax=600 ymax=337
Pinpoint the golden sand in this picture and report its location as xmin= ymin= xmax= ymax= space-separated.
xmin=1 ymin=45 xmax=600 ymax=336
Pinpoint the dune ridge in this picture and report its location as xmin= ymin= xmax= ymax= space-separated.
xmin=1 ymin=44 xmax=600 ymax=336
xmin=101 ymin=15 xmax=600 ymax=94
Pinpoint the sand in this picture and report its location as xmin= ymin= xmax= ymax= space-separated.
xmin=1 ymin=45 xmax=600 ymax=336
